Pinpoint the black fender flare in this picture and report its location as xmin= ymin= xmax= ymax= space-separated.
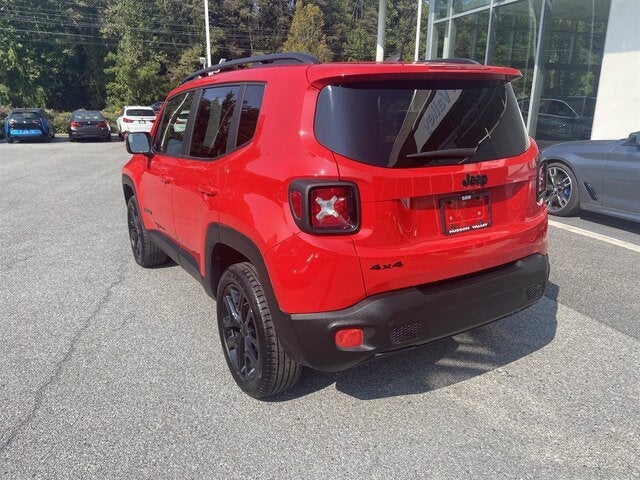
xmin=122 ymin=174 xmax=136 ymax=202
xmin=204 ymin=224 xmax=308 ymax=366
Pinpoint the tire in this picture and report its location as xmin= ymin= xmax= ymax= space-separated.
xmin=68 ymin=135 xmax=75 ymax=142
xmin=126 ymin=196 xmax=167 ymax=267
xmin=7 ymin=136 xmax=13 ymax=144
xmin=217 ymin=262 xmax=302 ymax=398
xmin=547 ymin=162 xmax=580 ymax=216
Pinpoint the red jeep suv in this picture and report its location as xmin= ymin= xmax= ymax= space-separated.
xmin=122 ymin=53 xmax=549 ymax=398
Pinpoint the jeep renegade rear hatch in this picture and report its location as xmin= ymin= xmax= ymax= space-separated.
xmin=310 ymin=68 xmax=546 ymax=297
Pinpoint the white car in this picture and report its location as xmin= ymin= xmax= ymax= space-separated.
xmin=116 ymin=106 xmax=156 ymax=139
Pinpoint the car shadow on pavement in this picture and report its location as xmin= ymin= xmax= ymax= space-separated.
xmin=269 ymin=282 xmax=559 ymax=401
xmin=576 ymin=211 xmax=640 ymax=235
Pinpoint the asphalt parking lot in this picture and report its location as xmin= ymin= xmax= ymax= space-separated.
xmin=1 ymin=139 xmax=639 ymax=479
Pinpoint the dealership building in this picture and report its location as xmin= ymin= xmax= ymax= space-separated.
xmin=425 ymin=0 xmax=640 ymax=142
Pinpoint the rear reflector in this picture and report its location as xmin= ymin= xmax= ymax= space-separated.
xmin=335 ymin=328 xmax=364 ymax=348
xmin=290 ymin=190 xmax=303 ymax=219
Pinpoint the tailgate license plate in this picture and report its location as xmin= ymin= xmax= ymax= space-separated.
xmin=441 ymin=193 xmax=492 ymax=235
xmin=138 ymin=120 xmax=146 ymax=124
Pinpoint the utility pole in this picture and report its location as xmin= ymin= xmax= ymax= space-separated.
xmin=414 ymin=0 xmax=425 ymax=61
xmin=376 ymin=0 xmax=386 ymax=61
xmin=204 ymin=0 xmax=212 ymax=67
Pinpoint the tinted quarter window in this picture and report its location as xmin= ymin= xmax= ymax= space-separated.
xmin=237 ymin=84 xmax=265 ymax=146
xmin=315 ymin=81 xmax=529 ymax=168
xmin=155 ymin=91 xmax=194 ymax=156
xmin=190 ymin=85 xmax=239 ymax=158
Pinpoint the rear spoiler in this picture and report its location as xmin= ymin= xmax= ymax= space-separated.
xmin=306 ymin=62 xmax=522 ymax=89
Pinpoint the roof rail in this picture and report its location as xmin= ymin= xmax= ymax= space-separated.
xmin=423 ymin=58 xmax=480 ymax=65
xmin=181 ymin=52 xmax=321 ymax=84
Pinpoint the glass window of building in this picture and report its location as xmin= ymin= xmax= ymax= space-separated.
xmin=434 ymin=0 xmax=451 ymax=19
xmin=426 ymin=0 xmax=612 ymax=143
xmin=453 ymin=0 xmax=490 ymax=15
xmin=433 ymin=22 xmax=450 ymax=58
xmin=532 ymin=0 xmax=611 ymax=142
xmin=452 ymin=10 xmax=489 ymax=63
xmin=488 ymin=0 xmax=542 ymax=102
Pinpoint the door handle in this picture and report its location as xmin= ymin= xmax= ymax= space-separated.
xmin=198 ymin=185 xmax=220 ymax=197
xmin=160 ymin=174 xmax=173 ymax=184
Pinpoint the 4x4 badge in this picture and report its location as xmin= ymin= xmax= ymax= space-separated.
xmin=462 ymin=174 xmax=488 ymax=187
xmin=370 ymin=262 xmax=403 ymax=271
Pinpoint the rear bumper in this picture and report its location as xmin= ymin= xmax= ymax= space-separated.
xmin=286 ymin=253 xmax=549 ymax=371
xmin=69 ymin=129 xmax=110 ymax=139
xmin=121 ymin=124 xmax=153 ymax=133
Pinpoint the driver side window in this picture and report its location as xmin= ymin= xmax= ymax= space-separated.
xmin=155 ymin=92 xmax=194 ymax=156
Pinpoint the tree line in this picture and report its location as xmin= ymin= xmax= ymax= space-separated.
xmin=0 ymin=0 xmax=428 ymax=112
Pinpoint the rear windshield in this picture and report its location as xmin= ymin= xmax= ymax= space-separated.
xmin=11 ymin=112 xmax=40 ymax=121
xmin=315 ymin=80 xmax=529 ymax=168
xmin=73 ymin=111 xmax=104 ymax=121
xmin=126 ymin=109 xmax=155 ymax=117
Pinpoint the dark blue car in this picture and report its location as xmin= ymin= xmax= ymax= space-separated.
xmin=4 ymin=108 xmax=55 ymax=143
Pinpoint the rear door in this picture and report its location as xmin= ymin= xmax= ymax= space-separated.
xmin=313 ymin=75 xmax=547 ymax=295
xmin=171 ymin=83 xmax=266 ymax=272
xmin=170 ymin=84 xmax=240 ymax=268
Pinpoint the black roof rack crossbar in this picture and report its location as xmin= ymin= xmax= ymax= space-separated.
xmin=181 ymin=52 xmax=321 ymax=84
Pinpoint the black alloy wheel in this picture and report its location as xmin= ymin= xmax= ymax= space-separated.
xmin=216 ymin=262 xmax=302 ymax=398
xmin=220 ymin=282 xmax=262 ymax=383
xmin=126 ymin=196 xmax=167 ymax=267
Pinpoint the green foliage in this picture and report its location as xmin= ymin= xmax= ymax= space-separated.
xmin=104 ymin=40 xmax=168 ymax=107
xmin=283 ymin=1 xmax=333 ymax=62
xmin=0 ymin=0 xmax=432 ymax=111
xmin=385 ymin=0 xmax=423 ymax=61
xmin=52 ymin=111 xmax=72 ymax=135
xmin=345 ymin=27 xmax=375 ymax=61
xmin=0 ymin=0 xmax=108 ymax=110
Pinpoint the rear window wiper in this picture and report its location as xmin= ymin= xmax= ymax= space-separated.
xmin=405 ymin=148 xmax=477 ymax=163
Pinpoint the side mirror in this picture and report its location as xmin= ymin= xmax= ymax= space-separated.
xmin=629 ymin=132 xmax=640 ymax=146
xmin=126 ymin=132 xmax=152 ymax=155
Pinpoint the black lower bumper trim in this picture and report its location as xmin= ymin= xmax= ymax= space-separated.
xmin=288 ymin=254 xmax=549 ymax=372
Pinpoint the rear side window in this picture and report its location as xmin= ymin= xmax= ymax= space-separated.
xmin=315 ymin=80 xmax=529 ymax=168
xmin=189 ymin=85 xmax=239 ymax=158
xmin=237 ymin=85 xmax=265 ymax=146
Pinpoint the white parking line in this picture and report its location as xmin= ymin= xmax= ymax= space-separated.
xmin=549 ymin=220 xmax=640 ymax=253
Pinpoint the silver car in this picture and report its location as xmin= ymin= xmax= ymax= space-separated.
xmin=541 ymin=131 xmax=640 ymax=222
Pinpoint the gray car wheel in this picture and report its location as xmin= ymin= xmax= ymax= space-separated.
xmin=547 ymin=162 xmax=580 ymax=216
